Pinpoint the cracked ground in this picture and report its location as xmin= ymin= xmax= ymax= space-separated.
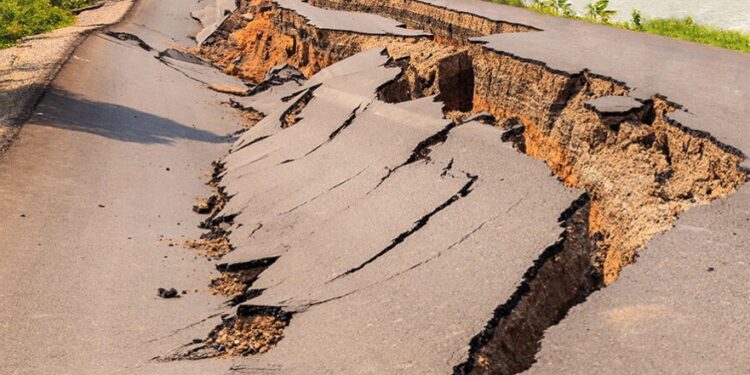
xmin=1 ymin=0 xmax=749 ymax=374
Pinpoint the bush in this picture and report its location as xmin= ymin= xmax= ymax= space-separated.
xmin=528 ymin=0 xmax=575 ymax=17
xmin=0 ymin=0 xmax=92 ymax=48
xmin=488 ymin=0 xmax=526 ymax=8
xmin=630 ymin=9 xmax=643 ymax=31
xmin=585 ymin=0 xmax=617 ymax=23
xmin=51 ymin=0 xmax=93 ymax=10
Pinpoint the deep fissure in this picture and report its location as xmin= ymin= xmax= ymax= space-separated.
xmin=212 ymin=257 xmax=280 ymax=305
xmin=279 ymin=84 xmax=320 ymax=128
xmin=455 ymin=194 xmax=602 ymax=374
xmin=167 ymin=305 xmax=292 ymax=360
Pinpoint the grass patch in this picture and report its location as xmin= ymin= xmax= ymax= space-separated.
xmin=637 ymin=18 xmax=750 ymax=53
xmin=486 ymin=0 xmax=750 ymax=53
xmin=0 ymin=0 xmax=95 ymax=49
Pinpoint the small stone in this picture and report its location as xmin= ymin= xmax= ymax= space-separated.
xmin=157 ymin=287 xmax=179 ymax=298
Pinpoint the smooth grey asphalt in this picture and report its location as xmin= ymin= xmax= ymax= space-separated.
xmin=0 ymin=0 xmax=256 ymax=373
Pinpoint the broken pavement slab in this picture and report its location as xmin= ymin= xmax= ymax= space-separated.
xmin=157 ymin=49 xmax=252 ymax=90
xmin=193 ymin=0 xmax=240 ymax=45
xmin=275 ymin=0 xmax=432 ymax=37
xmin=182 ymin=42 xmax=591 ymax=372
xmin=471 ymin=23 xmax=750 ymax=168
xmin=216 ymin=115 xmax=587 ymax=373
xmin=584 ymin=95 xmax=645 ymax=116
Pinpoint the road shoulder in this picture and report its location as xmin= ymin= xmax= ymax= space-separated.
xmin=0 ymin=0 xmax=135 ymax=156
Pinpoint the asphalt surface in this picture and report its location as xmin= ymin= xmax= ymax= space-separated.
xmin=274 ymin=0 xmax=431 ymax=36
xmin=0 ymin=0 xmax=253 ymax=373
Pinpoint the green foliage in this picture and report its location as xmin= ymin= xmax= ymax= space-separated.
xmin=0 ymin=0 xmax=93 ymax=49
xmin=51 ymin=0 xmax=94 ymax=10
xmin=529 ymin=0 xmax=575 ymax=17
xmin=585 ymin=0 xmax=617 ymax=23
xmin=554 ymin=0 xmax=575 ymax=17
xmin=630 ymin=9 xmax=643 ymax=30
xmin=487 ymin=0 xmax=526 ymax=7
xmin=639 ymin=17 xmax=750 ymax=53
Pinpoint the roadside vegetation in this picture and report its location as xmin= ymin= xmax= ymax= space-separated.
xmin=0 ymin=0 xmax=94 ymax=49
xmin=490 ymin=0 xmax=750 ymax=53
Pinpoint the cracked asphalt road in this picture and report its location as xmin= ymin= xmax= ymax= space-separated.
xmin=2 ymin=0 xmax=749 ymax=373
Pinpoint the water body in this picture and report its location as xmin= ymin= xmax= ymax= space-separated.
xmin=568 ymin=0 xmax=750 ymax=31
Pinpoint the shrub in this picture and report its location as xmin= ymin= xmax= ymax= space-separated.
xmin=0 ymin=0 xmax=92 ymax=48
xmin=630 ymin=9 xmax=643 ymax=30
xmin=585 ymin=0 xmax=617 ymax=23
xmin=51 ymin=0 xmax=93 ymax=10
xmin=489 ymin=0 xmax=526 ymax=7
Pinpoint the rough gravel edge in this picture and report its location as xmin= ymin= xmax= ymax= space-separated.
xmin=0 ymin=0 xmax=137 ymax=158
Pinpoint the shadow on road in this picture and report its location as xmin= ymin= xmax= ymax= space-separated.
xmin=27 ymin=87 xmax=228 ymax=145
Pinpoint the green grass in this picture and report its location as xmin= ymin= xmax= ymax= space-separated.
xmin=486 ymin=0 xmax=750 ymax=53
xmin=637 ymin=18 xmax=750 ymax=53
xmin=0 ymin=0 xmax=94 ymax=49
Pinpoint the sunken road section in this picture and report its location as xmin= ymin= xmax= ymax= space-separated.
xmin=172 ymin=0 xmax=750 ymax=373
